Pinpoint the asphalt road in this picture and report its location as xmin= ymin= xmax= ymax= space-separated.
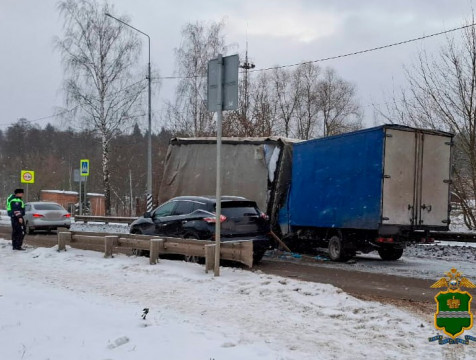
xmin=0 ymin=225 xmax=436 ymax=313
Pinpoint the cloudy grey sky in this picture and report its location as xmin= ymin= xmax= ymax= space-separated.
xmin=0 ymin=0 xmax=474 ymax=131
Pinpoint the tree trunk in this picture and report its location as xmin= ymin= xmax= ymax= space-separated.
xmin=102 ymin=133 xmax=111 ymax=215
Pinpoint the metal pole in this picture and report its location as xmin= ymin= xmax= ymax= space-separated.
xmin=84 ymin=177 xmax=87 ymax=214
xmin=129 ymin=169 xmax=133 ymax=216
xmin=147 ymin=40 xmax=152 ymax=212
xmin=105 ymin=13 xmax=153 ymax=212
xmin=214 ymin=54 xmax=223 ymax=277
xmin=79 ymin=177 xmax=82 ymax=215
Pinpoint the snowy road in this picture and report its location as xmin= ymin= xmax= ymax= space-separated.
xmin=264 ymin=242 xmax=476 ymax=282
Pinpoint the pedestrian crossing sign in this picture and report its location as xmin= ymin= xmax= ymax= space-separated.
xmin=80 ymin=159 xmax=89 ymax=176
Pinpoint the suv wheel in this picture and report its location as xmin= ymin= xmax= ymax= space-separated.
xmin=130 ymin=229 xmax=146 ymax=256
xmin=183 ymin=232 xmax=204 ymax=263
xmin=253 ymin=250 xmax=266 ymax=264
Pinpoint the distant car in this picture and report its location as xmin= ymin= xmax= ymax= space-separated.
xmin=24 ymin=202 xmax=71 ymax=234
xmin=130 ymin=196 xmax=272 ymax=262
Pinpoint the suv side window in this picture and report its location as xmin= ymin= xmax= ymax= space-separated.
xmin=153 ymin=201 xmax=176 ymax=218
xmin=191 ymin=201 xmax=208 ymax=212
xmin=173 ymin=201 xmax=194 ymax=215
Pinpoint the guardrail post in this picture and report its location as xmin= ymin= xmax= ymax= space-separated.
xmin=57 ymin=231 xmax=71 ymax=252
xmin=205 ymin=244 xmax=216 ymax=273
xmin=104 ymin=235 xmax=118 ymax=258
xmin=150 ymin=238 xmax=164 ymax=265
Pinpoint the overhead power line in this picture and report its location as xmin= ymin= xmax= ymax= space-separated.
xmin=0 ymin=107 xmax=78 ymax=128
xmin=252 ymin=22 xmax=476 ymax=72
xmin=157 ymin=22 xmax=476 ymax=80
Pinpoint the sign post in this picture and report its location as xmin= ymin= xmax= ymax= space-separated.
xmin=79 ymin=160 xmax=89 ymax=215
xmin=74 ymin=169 xmax=83 ymax=215
xmin=207 ymin=54 xmax=239 ymax=276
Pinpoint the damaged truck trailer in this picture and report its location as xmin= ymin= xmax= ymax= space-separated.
xmin=158 ymin=125 xmax=453 ymax=261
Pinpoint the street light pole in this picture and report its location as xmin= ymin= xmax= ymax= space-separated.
xmin=105 ymin=13 xmax=153 ymax=212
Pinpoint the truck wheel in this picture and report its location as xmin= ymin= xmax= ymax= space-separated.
xmin=328 ymin=235 xmax=352 ymax=262
xmin=378 ymin=247 xmax=403 ymax=261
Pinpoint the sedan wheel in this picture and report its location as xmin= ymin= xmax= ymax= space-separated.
xmin=26 ymin=222 xmax=34 ymax=235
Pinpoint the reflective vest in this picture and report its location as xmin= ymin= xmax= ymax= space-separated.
xmin=7 ymin=195 xmax=24 ymax=216
xmin=6 ymin=194 xmax=15 ymax=216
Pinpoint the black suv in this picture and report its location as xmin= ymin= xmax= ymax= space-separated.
xmin=130 ymin=196 xmax=272 ymax=262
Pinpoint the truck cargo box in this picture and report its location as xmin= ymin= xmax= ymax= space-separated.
xmin=158 ymin=137 xmax=299 ymax=227
xmin=283 ymin=125 xmax=453 ymax=235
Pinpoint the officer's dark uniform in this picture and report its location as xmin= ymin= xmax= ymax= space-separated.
xmin=8 ymin=189 xmax=25 ymax=250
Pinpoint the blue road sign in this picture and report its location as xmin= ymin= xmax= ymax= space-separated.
xmin=80 ymin=159 xmax=89 ymax=176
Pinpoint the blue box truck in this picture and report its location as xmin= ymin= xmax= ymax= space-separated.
xmin=158 ymin=125 xmax=453 ymax=261
xmin=279 ymin=125 xmax=453 ymax=260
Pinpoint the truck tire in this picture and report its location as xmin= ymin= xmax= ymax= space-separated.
xmin=378 ymin=247 xmax=403 ymax=261
xmin=328 ymin=235 xmax=353 ymax=262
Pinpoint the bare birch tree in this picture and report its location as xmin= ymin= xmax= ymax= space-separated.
xmin=271 ymin=67 xmax=300 ymax=137
xmin=294 ymin=63 xmax=321 ymax=139
xmin=223 ymin=71 xmax=277 ymax=137
xmin=382 ymin=22 xmax=476 ymax=229
xmin=56 ymin=0 xmax=147 ymax=214
xmin=318 ymin=68 xmax=362 ymax=137
xmin=167 ymin=20 xmax=227 ymax=136
xmin=249 ymin=72 xmax=279 ymax=136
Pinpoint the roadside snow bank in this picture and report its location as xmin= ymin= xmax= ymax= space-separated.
xmin=70 ymin=221 xmax=129 ymax=234
xmin=1 ymin=239 xmax=475 ymax=359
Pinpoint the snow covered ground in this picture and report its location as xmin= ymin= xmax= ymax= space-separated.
xmin=1 ymin=239 xmax=476 ymax=360
xmin=3 ymin=210 xmax=476 ymax=358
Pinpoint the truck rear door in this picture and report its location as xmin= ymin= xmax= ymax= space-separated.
xmin=382 ymin=128 xmax=416 ymax=225
xmin=419 ymin=133 xmax=452 ymax=226
xmin=382 ymin=128 xmax=452 ymax=228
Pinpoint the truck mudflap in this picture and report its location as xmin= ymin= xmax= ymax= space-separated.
xmin=377 ymin=246 xmax=404 ymax=261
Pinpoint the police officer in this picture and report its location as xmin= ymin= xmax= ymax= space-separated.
xmin=7 ymin=189 xmax=26 ymax=250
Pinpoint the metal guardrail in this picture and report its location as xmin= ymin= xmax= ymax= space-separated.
xmin=73 ymin=215 xmax=138 ymax=225
xmin=57 ymin=229 xmax=254 ymax=268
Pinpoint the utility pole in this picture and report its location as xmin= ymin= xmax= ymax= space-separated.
xmin=105 ymin=13 xmax=153 ymax=212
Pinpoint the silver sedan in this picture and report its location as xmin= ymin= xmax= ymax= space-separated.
xmin=24 ymin=202 xmax=71 ymax=234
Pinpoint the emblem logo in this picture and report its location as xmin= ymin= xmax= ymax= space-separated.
xmin=429 ymin=268 xmax=476 ymax=345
